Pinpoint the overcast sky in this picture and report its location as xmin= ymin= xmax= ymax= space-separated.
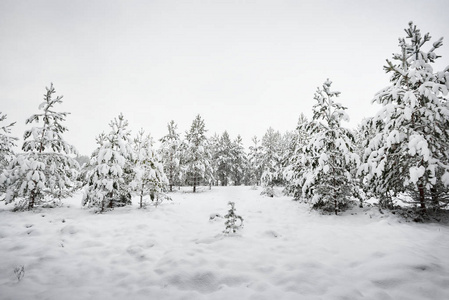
xmin=1 ymin=0 xmax=448 ymax=155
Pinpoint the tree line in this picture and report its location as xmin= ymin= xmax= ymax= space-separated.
xmin=1 ymin=22 xmax=448 ymax=216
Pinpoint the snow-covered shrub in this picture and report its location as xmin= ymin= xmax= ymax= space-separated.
xmin=260 ymin=186 xmax=274 ymax=197
xmin=1 ymin=84 xmax=79 ymax=210
xmin=14 ymin=265 xmax=25 ymax=282
xmin=359 ymin=22 xmax=449 ymax=212
xmin=223 ymin=201 xmax=244 ymax=234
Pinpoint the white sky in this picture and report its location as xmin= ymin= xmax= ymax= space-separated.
xmin=1 ymin=0 xmax=448 ymax=155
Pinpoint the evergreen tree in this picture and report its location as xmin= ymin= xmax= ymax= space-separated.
xmin=83 ymin=113 xmax=134 ymax=212
xmin=300 ymin=79 xmax=360 ymax=214
xmin=359 ymin=22 xmax=449 ymax=212
xmin=0 ymin=113 xmax=18 ymax=172
xmin=0 ymin=113 xmax=18 ymax=196
xmin=248 ymin=136 xmax=263 ymax=186
xmin=208 ymin=133 xmax=220 ymax=186
xmin=283 ymin=113 xmax=310 ymax=197
xmin=183 ymin=115 xmax=214 ymax=192
xmin=260 ymin=127 xmax=283 ymax=188
xmin=215 ymin=131 xmax=233 ymax=186
xmin=230 ymin=135 xmax=247 ymax=185
xmin=132 ymin=129 xmax=169 ymax=208
xmin=159 ymin=120 xmax=182 ymax=192
xmin=1 ymin=84 xmax=79 ymax=210
xmin=223 ymin=201 xmax=244 ymax=234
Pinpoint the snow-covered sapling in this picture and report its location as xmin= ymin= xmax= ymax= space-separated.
xmin=14 ymin=265 xmax=25 ymax=282
xmin=82 ymin=113 xmax=134 ymax=212
xmin=223 ymin=201 xmax=244 ymax=234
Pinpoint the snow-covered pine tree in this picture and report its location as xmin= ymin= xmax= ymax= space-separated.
xmin=248 ymin=136 xmax=263 ymax=186
xmin=208 ymin=133 xmax=220 ymax=186
xmin=300 ymin=79 xmax=360 ymax=214
xmin=159 ymin=120 xmax=182 ymax=192
xmin=359 ymin=22 xmax=449 ymax=212
xmin=230 ymin=135 xmax=247 ymax=186
xmin=223 ymin=201 xmax=244 ymax=234
xmin=283 ymin=113 xmax=310 ymax=198
xmin=183 ymin=115 xmax=214 ymax=192
xmin=82 ymin=113 xmax=134 ymax=212
xmin=0 ymin=113 xmax=18 ymax=195
xmin=0 ymin=113 xmax=18 ymax=172
xmin=1 ymin=84 xmax=79 ymax=210
xmin=132 ymin=129 xmax=169 ymax=208
xmin=260 ymin=127 xmax=283 ymax=195
xmin=215 ymin=131 xmax=233 ymax=186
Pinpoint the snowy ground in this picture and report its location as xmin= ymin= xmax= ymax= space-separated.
xmin=1 ymin=186 xmax=449 ymax=300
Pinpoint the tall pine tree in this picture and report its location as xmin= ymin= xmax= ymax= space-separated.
xmin=230 ymin=135 xmax=247 ymax=186
xmin=359 ymin=22 xmax=449 ymax=212
xmin=183 ymin=115 xmax=214 ymax=192
xmin=300 ymin=79 xmax=360 ymax=214
xmin=1 ymin=84 xmax=79 ymax=210
xmin=248 ymin=136 xmax=263 ymax=186
xmin=159 ymin=120 xmax=182 ymax=192
xmin=283 ymin=113 xmax=310 ymax=198
xmin=215 ymin=131 xmax=233 ymax=186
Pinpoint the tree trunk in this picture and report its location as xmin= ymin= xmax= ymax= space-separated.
xmin=418 ymin=182 xmax=427 ymax=212
xmin=334 ymin=198 xmax=338 ymax=215
xmin=140 ymin=189 xmax=143 ymax=208
xmin=29 ymin=190 xmax=35 ymax=210
xmin=101 ymin=196 xmax=105 ymax=213
xmin=430 ymin=187 xmax=438 ymax=209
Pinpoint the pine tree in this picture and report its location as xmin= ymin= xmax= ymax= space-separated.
xmin=359 ymin=22 xmax=449 ymax=212
xmin=208 ymin=133 xmax=220 ymax=186
xmin=223 ymin=201 xmax=244 ymax=234
xmin=1 ymin=84 xmax=79 ymax=210
xmin=260 ymin=127 xmax=283 ymax=190
xmin=230 ymin=135 xmax=247 ymax=186
xmin=132 ymin=129 xmax=169 ymax=208
xmin=183 ymin=115 xmax=214 ymax=192
xmin=0 ymin=113 xmax=18 ymax=196
xmin=248 ymin=136 xmax=263 ymax=186
xmin=0 ymin=113 xmax=18 ymax=172
xmin=83 ymin=113 xmax=134 ymax=212
xmin=159 ymin=120 xmax=182 ymax=192
xmin=300 ymin=79 xmax=360 ymax=214
xmin=283 ymin=114 xmax=310 ymax=198
xmin=215 ymin=131 xmax=233 ymax=186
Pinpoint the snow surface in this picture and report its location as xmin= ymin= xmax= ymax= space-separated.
xmin=1 ymin=186 xmax=449 ymax=300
